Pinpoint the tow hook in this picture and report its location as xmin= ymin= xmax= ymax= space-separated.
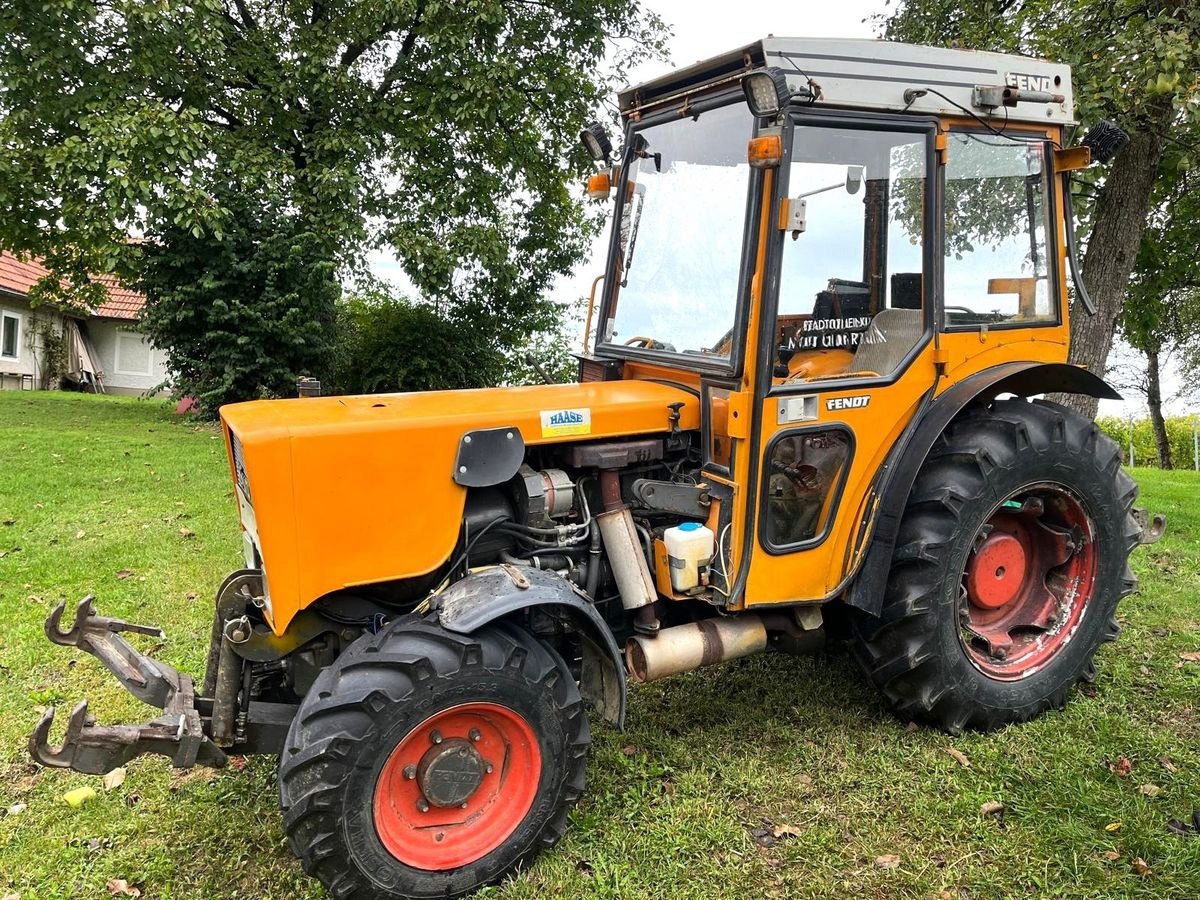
xmin=29 ymin=596 xmax=226 ymax=773
xmin=1132 ymin=507 xmax=1167 ymax=545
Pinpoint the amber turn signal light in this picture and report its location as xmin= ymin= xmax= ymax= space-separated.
xmin=747 ymin=134 xmax=783 ymax=168
xmin=586 ymin=172 xmax=612 ymax=200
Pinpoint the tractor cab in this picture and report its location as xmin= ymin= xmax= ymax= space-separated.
xmin=578 ymin=37 xmax=1096 ymax=607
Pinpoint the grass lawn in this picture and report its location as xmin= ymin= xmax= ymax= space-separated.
xmin=1 ymin=391 xmax=1198 ymax=899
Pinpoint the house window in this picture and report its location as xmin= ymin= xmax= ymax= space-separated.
xmin=115 ymin=329 xmax=154 ymax=376
xmin=0 ymin=312 xmax=20 ymax=360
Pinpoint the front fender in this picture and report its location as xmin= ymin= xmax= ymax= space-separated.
xmin=435 ymin=567 xmax=626 ymax=728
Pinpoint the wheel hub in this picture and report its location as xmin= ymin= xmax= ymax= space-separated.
xmin=417 ymin=738 xmax=484 ymax=808
xmin=965 ymin=532 xmax=1027 ymax=609
xmin=958 ymin=485 xmax=1098 ymax=681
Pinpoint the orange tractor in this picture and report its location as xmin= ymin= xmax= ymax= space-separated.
xmin=32 ymin=37 xmax=1164 ymax=898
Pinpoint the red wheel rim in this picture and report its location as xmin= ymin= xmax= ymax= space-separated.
xmin=959 ymin=484 xmax=1097 ymax=681
xmin=373 ymin=702 xmax=542 ymax=870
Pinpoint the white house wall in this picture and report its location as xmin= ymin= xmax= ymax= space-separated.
xmin=87 ymin=319 xmax=170 ymax=395
xmin=0 ymin=295 xmax=64 ymax=389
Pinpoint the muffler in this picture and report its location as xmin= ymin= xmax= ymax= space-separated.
xmin=626 ymin=616 xmax=767 ymax=683
xmin=624 ymin=610 xmax=825 ymax=683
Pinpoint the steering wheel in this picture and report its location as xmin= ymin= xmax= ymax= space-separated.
xmin=624 ymin=336 xmax=657 ymax=347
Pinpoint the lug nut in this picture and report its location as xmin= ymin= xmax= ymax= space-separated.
xmin=403 ymin=764 xmax=416 ymax=780
xmin=430 ymin=729 xmax=443 ymax=745
xmin=460 ymin=802 xmax=468 ymax=809
xmin=484 ymin=763 xmax=494 ymax=774
xmin=416 ymin=798 xmax=430 ymax=813
xmin=468 ymin=728 xmax=481 ymax=742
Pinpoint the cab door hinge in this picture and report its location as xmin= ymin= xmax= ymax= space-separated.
xmin=935 ymin=132 xmax=949 ymax=165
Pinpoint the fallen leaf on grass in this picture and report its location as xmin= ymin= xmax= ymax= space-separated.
xmin=1132 ymin=857 xmax=1151 ymax=877
xmin=115 ymin=569 xmax=133 ymax=580
xmin=874 ymin=854 xmax=901 ymax=870
xmin=1139 ymin=783 xmax=1161 ymax=797
xmin=5 ymin=802 xmax=26 ymax=817
xmin=772 ymin=823 xmax=802 ymax=839
xmin=178 ymin=527 xmax=194 ymax=538
xmin=904 ymin=721 xmax=920 ymax=733
xmin=1110 ymin=758 xmax=1133 ymax=777
xmin=227 ymin=755 xmax=248 ymax=772
xmin=1102 ymin=850 xmax=1121 ymax=862
xmin=185 ymin=591 xmax=198 ymax=601
xmin=620 ymin=745 xmax=637 ymax=757
xmin=944 ymin=747 xmax=971 ymax=768
xmin=3 ymin=891 xmax=19 ymax=899
xmin=105 ymin=879 xmax=141 ymax=897
xmin=62 ymin=787 xmax=96 ymax=808
xmin=980 ymin=801 xmax=1005 ymax=817
xmin=1105 ymin=821 xmax=1122 ymax=832
xmin=1159 ymin=756 xmax=1177 ymax=774
xmin=75 ymin=530 xmax=86 ymax=540
xmin=102 ymin=767 xmax=126 ymax=791
xmin=1180 ymin=652 xmax=1200 ymax=663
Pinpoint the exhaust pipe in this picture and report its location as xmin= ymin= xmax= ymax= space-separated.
xmin=625 ymin=611 xmax=824 ymax=683
xmin=626 ymin=616 xmax=767 ymax=683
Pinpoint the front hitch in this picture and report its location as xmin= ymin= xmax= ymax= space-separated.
xmin=29 ymin=596 xmax=227 ymax=774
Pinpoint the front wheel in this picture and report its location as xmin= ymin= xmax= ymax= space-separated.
xmin=853 ymin=399 xmax=1140 ymax=733
xmin=278 ymin=615 xmax=589 ymax=899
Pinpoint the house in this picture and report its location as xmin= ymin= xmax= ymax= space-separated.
xmin=0 ymin=251 xmax=170 ymax=396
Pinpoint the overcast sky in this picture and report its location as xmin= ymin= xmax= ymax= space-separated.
xmin=371 ymin=0 xmax=1188 ymax=419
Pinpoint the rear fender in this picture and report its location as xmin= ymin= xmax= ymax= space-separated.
xmin=434 ymin=567 xmax=626 ymax=728
xmin=845 ymin=363 xmax=1121 ymax=616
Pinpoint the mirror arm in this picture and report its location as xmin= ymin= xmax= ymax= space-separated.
xmin=1063 ymin=174 xmax=1097 ymax=316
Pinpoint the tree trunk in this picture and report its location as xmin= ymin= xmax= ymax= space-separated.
xmin=1146 ymin=346 xmax=1173 ymax=468
xmin=1049 ymin=102 xmax=1173 ymax=420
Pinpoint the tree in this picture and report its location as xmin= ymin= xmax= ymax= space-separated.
xmin=138 ymin=186 xmax=340 ymax=409
xmin=880 ymin=0 xmax=1200 ymax=419
xmin=0 ymin=0 xmax=664 ymax=409
xmin=1117 ymin=157 xmax=1200 ymax=467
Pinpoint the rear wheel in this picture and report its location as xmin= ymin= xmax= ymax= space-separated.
xmin=853 ymin=399 xmax=1139 ymax=732
xmin=279 ymin=615 xmax=589 ymax=899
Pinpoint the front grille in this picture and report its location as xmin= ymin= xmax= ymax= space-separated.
xmin=229 ymin=430 xmax=250 ymax=503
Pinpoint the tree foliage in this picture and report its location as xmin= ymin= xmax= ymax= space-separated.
xmin=0 ymin=0 xmax=665 ymax=408
xmin=879 ymin=0 xmax=1200 ymax=419
xmin=138 ymin=188 xmax=340 ymax=409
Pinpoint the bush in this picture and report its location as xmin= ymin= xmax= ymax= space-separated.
xmin=330 ymin=285 xmax=580 ymax=396
xmin=1095 ymin=415 xmax=1200 ymax=468
xmin=138 ymin=194 xmax=340 ymax=417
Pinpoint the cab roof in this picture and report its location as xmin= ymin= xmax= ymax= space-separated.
xmin=618 ymin=37 xmax=1075 ymax=127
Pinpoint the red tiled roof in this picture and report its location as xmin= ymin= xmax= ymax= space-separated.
xmin=0 ymin=250 xmax=145 ymax=321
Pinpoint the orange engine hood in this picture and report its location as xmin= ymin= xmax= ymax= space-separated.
xmin=219 ymin=380 xmax=699 ymax=632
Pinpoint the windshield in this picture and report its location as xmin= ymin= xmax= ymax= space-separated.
xmin=601 ymin=102 xmax=755 ymax=362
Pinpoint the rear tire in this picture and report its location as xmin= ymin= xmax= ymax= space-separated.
xmin=278 ymin=614 xmax=589 ymax=899
xmin=853 ymin=399 xmax=1139 ymax=732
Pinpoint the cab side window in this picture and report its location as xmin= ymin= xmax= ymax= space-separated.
xmin=943 ymin=134 xmax=1056 ymax=326
xmin=773 ymin=125 xmax=928 ymax=385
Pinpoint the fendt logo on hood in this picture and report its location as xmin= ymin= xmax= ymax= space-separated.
xmin=540 ymin=407 xmax=592 ymax=437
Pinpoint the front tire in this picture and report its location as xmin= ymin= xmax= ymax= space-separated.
xmin=279 ymin=614 xmax=589 ymax=899
xmin=853 ymin=399 xmax=1140 ymax=732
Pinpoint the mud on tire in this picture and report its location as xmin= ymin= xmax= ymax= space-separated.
xmin=278 ymin=614 xmax=590 ymax=899
xmin=852 ymin=399 xmax=1140 ymax=733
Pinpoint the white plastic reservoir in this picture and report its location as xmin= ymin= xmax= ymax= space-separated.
xmin=663 ymin=522 xmax=715 ymax=593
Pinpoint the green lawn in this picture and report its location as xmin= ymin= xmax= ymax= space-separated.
xmin=1 ymin=392 xmax=1198 ymax=899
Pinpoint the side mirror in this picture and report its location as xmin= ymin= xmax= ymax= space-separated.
xmin=845 ymin=166 xmax=865 ymax=195
xmin=1080 ymin=120 xmax=1130 ymax=164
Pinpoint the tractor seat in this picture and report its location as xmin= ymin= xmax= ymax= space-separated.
xmin=848 ymin=308 xmax=923 ymax=376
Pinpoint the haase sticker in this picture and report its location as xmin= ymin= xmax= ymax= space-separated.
xmin=826 ymin=395 xmax=870 ymax=411
xmin=541 ymin=408 xmax=592 ymax=437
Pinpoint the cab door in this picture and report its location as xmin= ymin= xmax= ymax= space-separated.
xmin=741 ymin=113 xmax=940 ymax=608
